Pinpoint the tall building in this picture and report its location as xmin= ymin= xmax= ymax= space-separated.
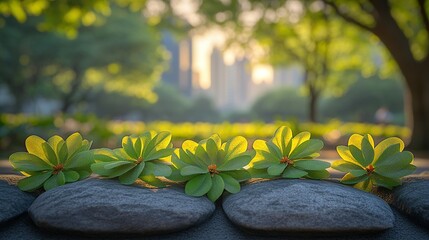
xmin=273 ymin=65 xmax=304 ymax=87
xmin=210 ymin=48 xmax=253 ymax=111
xmin=161 ymin=32 xmax=193 ymax=97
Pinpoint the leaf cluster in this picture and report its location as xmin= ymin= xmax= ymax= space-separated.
xmin=169 ymin=134 xmax=252 ymax=202
xmin=332 ymin=134 xmax=415 ymax=191
xmin=91 ymin=131 xmax=174 ymax=187
xmin=249 ymin=126 xmax=330 ymax=179
xmin=9 ymin=133 xmax=93 ymax=191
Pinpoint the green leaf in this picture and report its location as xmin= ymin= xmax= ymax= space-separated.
xmin=66 ymin=133 xmax=83 ymax=156
xmin=139 ymin=174 xmax=166 ymax=188
xmin=104 ymin=161 xmax=133 ymax=169
xmin=122 ymin=136 xmax=138 ymax=159
xmin=252 ymin=159 xmax=277 ymax=169
xmin=272 ymin=126 xmax=292 ymax=156
xmin=294 ymin=160 xmax=330 ymax=171
xmin=247 ymin=168 xmax=274 ymax=178
xmin=65 ymin=150 xmax=94 ymax=169
xmin=185 ymin=173 xmax=212 ymax=197
xmin=133 ymin=137 xmax=142 ymax=158
xmin=18 ymin=171 xmax=52 ymax=191
xmin=182 ymin=140 xmax=198 ymax=154
xmin=25 ymin=135 xmax=48 ymax=162
xmin=218 ymin=155 xmax=251 ymax=171
xmin=336 ymin=145 xmax=362 ymax=166
xmin=181 ymin=165 xmax=208 ymax=176
xmin=9 ymin=152 xmax=52 ymax=172
xmin=341 ymin=173 xmax=369 ymax=185
xmin=144 ymin=131 xmax=172 ymax=158
xmin=167 ymin=167 xmax=193 ymax=182
xmin=206 ymin=138 xmax=218 ymax=163
xmin=57 ymin=142 xmax=68 ymax=163
xmin=348 ymin=134 xmax=363 ymax=148
xmin=267 ymin=163 xmax=287 ymax=176
xmin=349 ymin=145 xmax=367 ymax=167
xmin=93 ymin=148 xmax=116 ymax=162
xmin=42 ymin=142 xmax=58 ymax=165
xmin=48 ymin=136 xmax=63 ymax=152
xmin=306 ymin=170 xmax=330 ymax=179
xmin=354 ymin=178 xmax=373 ymax=192
xmin=143 ymin=161 xmax=172 ymax=177
xmin=145 ymin=148 xmax=174 ymax=161
xmin=119 ymin=162 xmax=145 ymax=185
xmin=195 ymin=145 xmax=211 ymax=166
xmin=171 ymin=149 xmax=193 ymax=169
xmin=374 ymin=144 xmax=401 ymax=167
xmin=63 ymin=170 xmax=79 ymax=182
xmin=331 ymin=160 xmax=363 ymax=173
xmin=372 ymin=173 xmax=401 ymax=189
xmin=220 ymin=173 xmax=240 ymax=193
xmin=281 ymin=166 xmax=308 ymax=178
xmin=374 ymin=137 xmax=404 ymax=162
xmin=77 ymin=170 xmax=91 ymax=180
xmin=375 ymin=151 xmax=414 ymax=170
xmin=289 ymin=132 xmax=311 ymax=155
xmin=376 ymin=164 xmax=416 ymax=179
xmin=360 ymin=137 xmax=374 ymax=166
xmin=91 ymin=162 xmax=134 ymax=178
xmin=253 ymin=149 xmax=279 ymax=163
xmin=224 ymin=136 xmax=248 ymax=161
xmin=223 ymin=170 xmax=251 ymax=182
xmin=207 ymin=174 xmax=225 ymax=202
xmin=113 ymin=148 xmax=129 ymax=160
xmin=350 ymin=169 xmax=367 ymax=177
xmin=289 ymin=139 xmax=323 ymax=160
xmin=43 ymin=172 xmax=65 ymax=191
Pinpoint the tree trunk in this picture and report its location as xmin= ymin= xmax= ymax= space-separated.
xmin=309 ymin=90 xmax=318 ymax=123
xmin=405 ymin=70 xmax=429 ymax=150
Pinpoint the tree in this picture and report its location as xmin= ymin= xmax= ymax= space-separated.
xmin=323 ymin=0 xmax=429 ymax=150
xmin=320 ymin=75 xmax=405 ymax=124
xmin=251 ymin=87 xmax=308 ymax=122
xmin=0 ymin=6 xmax=166 ymax=113
xmin=150 ymin=0 xmax=375 ymax=122
xmin=251 ymin=3 xmax=372 ymax=122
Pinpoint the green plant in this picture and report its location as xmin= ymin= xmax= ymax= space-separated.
xmin=332 ymin=134 xmax=415 ymax=191
xmin=9 ymin=133 xmax=93 ymax=191
xmin=169 ymin=134 xmax=252 ymax=202
xmin=249 ymin=126 xmax=330 ymax=179
xmin=91 ymin=131 xmax=174 ymax=187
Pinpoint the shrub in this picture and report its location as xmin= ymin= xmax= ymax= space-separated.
xmin=169 ymin=134 xmax=252 ymax=202
xmin=332 ymin=134 xmax=416 ymax=191
xmin=91 ymin=131 xmax=174 ymax=187
xmin=249 ymin=126 xmax=330 ymax=179
xmin=9 ymin=133 xmax=93 ymax=191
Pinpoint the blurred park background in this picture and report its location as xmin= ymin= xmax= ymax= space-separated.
xmin=0 ymin=0 xmax=428 ymax=158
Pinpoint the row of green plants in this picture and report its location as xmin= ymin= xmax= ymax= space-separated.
xmin=0 ymin=113 xmax=410 ymax=152
xmin=9 ymin=126 xmax=416 ymax=202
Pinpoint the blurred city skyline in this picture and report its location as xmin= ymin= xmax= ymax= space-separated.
xmin=162 ymin=30 xmax=304 ymax=112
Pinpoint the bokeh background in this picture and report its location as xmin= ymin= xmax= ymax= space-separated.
xmin=0 ymin=0 xmax=428 ymax=157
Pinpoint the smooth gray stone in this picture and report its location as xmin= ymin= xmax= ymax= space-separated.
xmin=223 ymin=179 xmax=395 ymax=234
xmin=0 ymin=180 xmax=35 ymax=223
xmin=392 ymin=180 xmax=429 ymax=227
xmin=28 ymin=178 xmax=215 ymax=235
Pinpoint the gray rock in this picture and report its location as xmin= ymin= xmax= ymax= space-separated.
xmin=223 ymin=179 xmax=394 ymax=234
xmin=0 ymin=179 xmax=35 ymax=223
xmin=29 ymin=178 xmax=215 ymax=235
xmin=392 ymin=180 xmax=429 ymax=227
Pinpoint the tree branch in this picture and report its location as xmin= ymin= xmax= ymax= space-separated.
xmin=417 ymin=0 xmax=429 ymax=35
xmin=323 ymin=0 xmax=374 ymax=32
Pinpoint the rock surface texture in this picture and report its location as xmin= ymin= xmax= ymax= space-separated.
xmin=0 ymin=180 xmax=35 ymax=223
xmin=392 ymin=180 xmax=429 ymax=227
xmin=29 ymin=178 xmax=215 ymax=235
xmin=223 ymin=179 xmax=395 ymax=234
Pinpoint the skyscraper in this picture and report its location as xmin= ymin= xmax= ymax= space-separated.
xmin=161 ymin=32 xmax=193 ymax=97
